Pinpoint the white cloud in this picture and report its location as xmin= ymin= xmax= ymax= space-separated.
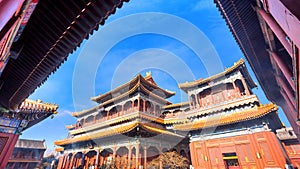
xmin=55 ymin=109 xmax=73 ymax=118
xmin=192 ymin=0 xmax=215 ymax=11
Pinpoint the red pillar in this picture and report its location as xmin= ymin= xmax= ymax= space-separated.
xmin=0 ymin=133 xmax=19 ymax=168
xmin=266 ymin=0 xmax=300 ymax=49
xmin=277 ymin=77 xmax=296 ymax=108
xmin=138 ymin=98 xmax=140 ymax=111
xmin=131 ymin=100 xmax=134 ymax=111
xmin=240 ymin=77 xmax=250 ymax=96
xmin=270 ymin=51 xmax=295 ymax=91
xmin=143 ymin=100 xmax=146 ymax=112
xmin=135 ymin=144 xmax=140 ymax=169
xmin=127 ymin=146 xmax=132 ymax=169
xmin=68 ymin=153 xmax=75 ymax=169
xmin=57 ymin=155 xmax=65 ymax=169
xmin=143 ymin=146 xmax=147 ymax=169
xmin=257 ymin=8 xmax=293 ymax=57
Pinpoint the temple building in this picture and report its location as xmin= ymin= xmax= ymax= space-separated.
xmin=5 ymin=139 xmax=46 ymax=169
xmin=55 ymin=59 xmax=294 ymax=169
xmin=0 ymin=99 xmax=58 ymax=168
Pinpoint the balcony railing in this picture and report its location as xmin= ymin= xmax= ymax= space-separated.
xmin=76 ymin=107 xmax=160 ymax=129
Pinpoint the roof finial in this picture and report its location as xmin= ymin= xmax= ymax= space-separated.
xmin=145 ymin=71 xmax=152 ymax=77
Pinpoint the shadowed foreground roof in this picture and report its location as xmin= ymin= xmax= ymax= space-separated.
xmin=0 ymin=0 xmax=129 ymax=110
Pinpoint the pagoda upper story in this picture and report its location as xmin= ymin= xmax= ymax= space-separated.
xmin=70 ymin=73 xmax=175 ymax=132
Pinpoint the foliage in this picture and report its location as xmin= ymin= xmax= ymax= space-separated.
xmin=147 ymin=151 xmax=189 ymax=169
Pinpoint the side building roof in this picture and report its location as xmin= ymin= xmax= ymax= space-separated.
xmin=14 ymin=139 xmax=46 ymax=150
xmin=178 ymin=59 xmax=257 ymax=92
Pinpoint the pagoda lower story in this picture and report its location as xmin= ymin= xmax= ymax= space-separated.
xmin=57 ymin=134 xmax=189 ymax=169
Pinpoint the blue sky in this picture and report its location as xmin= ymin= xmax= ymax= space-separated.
xmin=21 ymin=0 xmax=290 ymax=155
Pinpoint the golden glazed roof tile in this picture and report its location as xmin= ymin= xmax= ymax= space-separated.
xmin=173 ymin=103 xmax=277 ymax=131
xmin=162 ymin=102 xmax=189 ymax=109
xmin=141 ymin=124 xmax=184 ymax=138
xmin=90 ymin=74 xmax=175 ymax=103
xmin=19 ymin=99 xmax=58 ymax=113
xmin=55 ymin=120 xmax=183 ymax=146
xmin=55 ymin=147 xmax=64 ymax=152
xmin=55 ymin=120 xmax=139 ymax=146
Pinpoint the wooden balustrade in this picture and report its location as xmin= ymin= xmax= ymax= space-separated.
xmin=79 ymin=106 xmax=158 ymax=128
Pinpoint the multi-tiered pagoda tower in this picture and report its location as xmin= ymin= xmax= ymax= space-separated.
xmin=56 ymin=59 xmax=292 ymax=169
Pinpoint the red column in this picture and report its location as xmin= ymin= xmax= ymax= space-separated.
xmin=138 ymin=98 xmax=140 ymax=111
xmin=57 ymin=156 xmax=64 ymax=169
xmin=266 ymin=0 xmax=300 ymax=49
xmin=0 ymin=133 xmax=19 ymax=168
xmin=270 ymin=51 xmax=295 ymax=91
xmin=143 ymin=146 xmax=147 ymax=169
xmin=135 ymin=144 xmax=140 ymax=169
xmin=127 ymin=146 xmax=132 ymax=169
xmin=95 ymin=149 xmax=100 ymax=169
xmin=61 ymin=154 xmax=68 ymax=169
xmin=188 ymin=95 xmax=192 ymax=109
xmin=277 ymin=77 xmax=296 ymax=108
xmin=132 ymin=101 xmax=134 ymax=111
xmin=113 ymin=147 xmax=117 ymax=161
xmin=257 ymin=8 xmax=293 ymax=57
xmin=143 ymin=100 xmax=146 ymax=112
xmin=195 ymin=93 xmax=200 ymax=107
xmin=240 ymin=77 xmax=250 ymax=96
xmin=198 ymin=93 xmax=202 ymax=107
xmin=68 ymin=153 xmax=75 ymax=169
xmin=232 ymin=80 xmax=238 ymax=98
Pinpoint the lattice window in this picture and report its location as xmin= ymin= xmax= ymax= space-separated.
xmin=0 ymin=136 xmax=8 ymax=155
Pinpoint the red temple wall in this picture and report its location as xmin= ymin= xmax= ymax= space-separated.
xmin=190 ymin=131 xmax=287 ymax=169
